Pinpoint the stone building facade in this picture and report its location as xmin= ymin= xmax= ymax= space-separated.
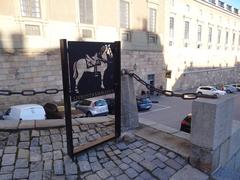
xmin=0 ymin=0 xmax=165 ymax=111
xmin=164 ymin=0 xmax=240 ymax=90
xmin=0 ymin=0 xmax=240 ymax=111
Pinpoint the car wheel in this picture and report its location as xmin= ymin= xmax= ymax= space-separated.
xmin=215 ymin=93 xmax=219 ymax=97
xmin=197 ymin=92 xmax=202 ymax=95
xmin=86 ymin=112 xmax=93 ymax=117
xmin=226 ymin=90 xmax=231 ymax=94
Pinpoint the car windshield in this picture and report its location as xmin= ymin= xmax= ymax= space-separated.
xmin=95 ymin=100 xmax=107 ymax=106
xmin=139 ymin=98 xmax=151 ymax=103
xmin=211 ymin=88 xmax=217 ymax=91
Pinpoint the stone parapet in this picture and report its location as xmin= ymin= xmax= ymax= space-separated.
xmin=190 ymin=95 xmax=240 ymax=175
xmin=191 ymin=95 xmax=234 ymax=150
xmin=172 ymin=67 xmax=240 ymax=91
xmin=0 ymin=116 xmax=113 ymax=130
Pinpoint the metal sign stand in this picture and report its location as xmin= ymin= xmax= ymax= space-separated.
xmin=60 ymin=39 xmax=121 ymax=159
xmin=60 ymin=39 xmax=74 ymax=158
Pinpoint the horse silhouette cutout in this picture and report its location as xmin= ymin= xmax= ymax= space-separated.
xmin=72 ymin=44 xmax=114 ymax=94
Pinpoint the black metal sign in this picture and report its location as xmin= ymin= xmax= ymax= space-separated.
xmin=60 ymin=39 xmax=121 ymax=158
xmin=68 ymin=42 xmax=117 ymax=101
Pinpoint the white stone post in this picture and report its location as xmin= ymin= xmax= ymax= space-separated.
xmin=121 ymin=73 xmax=139 ymax=132
xmin=190 ymin=95 xmax=234 ymax=173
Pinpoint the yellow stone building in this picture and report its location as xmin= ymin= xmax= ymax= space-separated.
xmin=164 ymin=0 xmax=240 ymax=90
xmin=0 ymin=0 xmax=239 ymax=109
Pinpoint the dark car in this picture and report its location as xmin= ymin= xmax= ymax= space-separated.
xmin=180 ymin=113 xmax=192 ymax=133
xmin=105 ymin=98 xmax=115 ymax=115
xmin=137 ymin=97 xmax=152 ymax=111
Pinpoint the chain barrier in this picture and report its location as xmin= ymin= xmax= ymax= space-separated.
xmin=0 ymin=88 xmax=63 ymax=96
xmin=0 ymin=70 xmax=217 ymax=100
xmin=122 ymin=69 xmax=218 ymax=100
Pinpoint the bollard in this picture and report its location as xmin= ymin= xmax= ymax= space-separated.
xmin=121 ymin=73 xmax=139 ymax=132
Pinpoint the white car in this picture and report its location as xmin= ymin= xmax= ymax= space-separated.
xmin=196 ymin=86 xmax=226 ymax=97
xmin=3 ymin=104 xmax=46 ymax=121
xmin=74 ymin=98 xmax=109 ymax=117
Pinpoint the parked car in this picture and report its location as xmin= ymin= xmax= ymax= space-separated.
xmin=231 ymin=84 xmax=240 ymax=91
xmin=196 ymin=86 xmax=226 ymax=97
xmin=74 ymin=98 xmax=109 ymax=117
xmin=223 ymin=85 xmax=237 ymax=93
xmin=105 ymin=98 xmax=115 ymax=115
xmin=3 ymin=104 xmax=46 ymax=121
xmin=137 ymin=97 xmax=152 ymax=111
xmin=180 ymin=113 xmax=192 ymax=133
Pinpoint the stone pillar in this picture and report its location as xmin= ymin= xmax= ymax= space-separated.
xmin=121 ymin=73 xmax=139 ymax=132
xmin=190 ymin=95 xmax=234 ymax=174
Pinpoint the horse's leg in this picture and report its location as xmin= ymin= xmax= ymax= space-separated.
xmin=74 ymin=60 xmax=85 ymax=93
xmin=73 ymin=62 xmax=79 ymax=92
xmin=98 ymin=62 xmax=107 ymax=89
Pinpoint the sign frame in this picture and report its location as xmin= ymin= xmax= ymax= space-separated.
xmin=60 ymin=39 xmax=121 ymax=158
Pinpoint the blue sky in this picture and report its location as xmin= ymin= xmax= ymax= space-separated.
xmin=225 ymin=0 xmax=240 ymax=8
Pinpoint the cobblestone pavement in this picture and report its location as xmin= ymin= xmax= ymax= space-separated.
xmin=0 ymin=122 xmax=187 ymax=180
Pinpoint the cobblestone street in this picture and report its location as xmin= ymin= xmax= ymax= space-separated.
xmin=0 ymin=121 xmax=188 ymax=180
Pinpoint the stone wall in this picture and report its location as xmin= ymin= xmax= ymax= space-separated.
xmin=0 ymin=49 xmax=166 ymax=111
xmin=0 ymin=49 xmax=63 ymax=112
xmin=173 ymin=66 xmax=240 ymax=91
xmin=121 ymin=49 xmax=166 ymax=96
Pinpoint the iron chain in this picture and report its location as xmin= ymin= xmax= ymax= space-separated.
xmin=0 ymin=88 xmax=63 ymax=96
xmin=0 ymin=71 xmax=217 ymax=100
xmin=123 ymin=69 xmax=217 ymax=100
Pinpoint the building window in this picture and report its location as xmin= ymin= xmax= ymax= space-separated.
xmin=225 ymin=31 xmax=229 ymax=44
xmin=148 ymin=33 xmax=157 ymax=44
xmin=209 ymin=0 xmax=216 ymax=4
xmin=184 ymin=21 xmax=189 ymax=40
xmin=169 ymin=17 xmax=174 ymax=38
xmin=238 ymin=34 xmax=240 ymax=46
xmin=218 ymin=1 xmax=224 ymax=8
xmin=197 ymin=25 xmax=202 ymax=42
xmin=120 ymin=0 xmax=130 ymax=28
xmin=20 ymin=0 xmax=41 ymax=18
xmin=148 ymin=8 xmax=157 ymax=32
xmin=217 ymin=29 xmax=221 ymax=44
xmin=79 ymin=0 xmax=93 ymax=24
xmin=226 ymin=4 xmax=232 ymax=12
xmin=208 ymin=27 xmax=212 ymax=43
xmin=121 ymin=31 xmax=131 ymax=42
xmin=234 ymin=8 xmax=239 ymax=15
xmin=82 ymin=29 xmax=93 ymax=38
xmin=232 ymin=33 xmax=236 ymax=45
xmin=186 ymin=4 xmax=190 ymax=12
xmin=25 ymin=24 xmax=40 ymax=36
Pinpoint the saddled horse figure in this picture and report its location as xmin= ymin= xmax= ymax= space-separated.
xmin=73 ymin=44 xmax=113 ymax=93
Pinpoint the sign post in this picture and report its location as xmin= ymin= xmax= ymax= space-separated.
xmin=60 ymin=39 xmax=73 ymax=158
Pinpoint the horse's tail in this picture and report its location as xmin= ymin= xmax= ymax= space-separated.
xmin=73 ymin=61 xmax=78 ymax=80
